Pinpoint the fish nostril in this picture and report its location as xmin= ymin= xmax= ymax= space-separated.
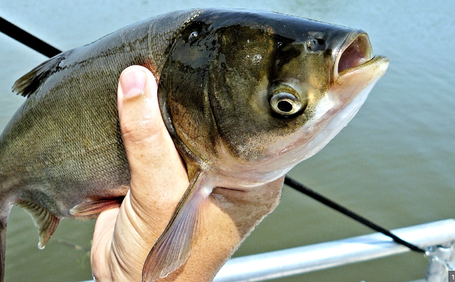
xmin=337 ymin=34 xmax=373 ymax=74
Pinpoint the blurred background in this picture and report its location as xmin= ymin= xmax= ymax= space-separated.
xmin=1 ymin=0 xmax=454 ymax=281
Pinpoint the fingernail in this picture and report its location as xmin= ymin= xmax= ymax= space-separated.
xmin=120 ymin=68 xmax=147 ymax=98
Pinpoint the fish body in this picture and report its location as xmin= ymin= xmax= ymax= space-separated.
xmin=0 ymin=9 xmax=388 ymax=281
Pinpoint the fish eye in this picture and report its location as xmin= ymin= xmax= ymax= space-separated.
xmin=187 ymin=31 xmax=199 ymax=43
xmin=270 ymin=92 xmax=305 ymax=117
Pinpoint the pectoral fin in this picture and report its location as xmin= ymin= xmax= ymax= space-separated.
xmin=142 ymin=171 xmax=212 ymax=282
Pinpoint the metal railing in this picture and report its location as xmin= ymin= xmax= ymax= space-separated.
xmin=213 ymin=219 xmax=455 ymax=282
xmin=81 ymin=219 xmax=455 ymax=282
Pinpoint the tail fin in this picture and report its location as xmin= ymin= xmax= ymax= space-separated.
xmin=0 ymin=202 xmax=12 ymax=282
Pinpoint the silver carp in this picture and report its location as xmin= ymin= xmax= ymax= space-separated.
xmin=0 ymin=9 xmax=388 ymax=281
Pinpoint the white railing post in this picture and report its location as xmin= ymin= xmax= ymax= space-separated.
xmin=426 ymin=242 xmax=455 ymax=282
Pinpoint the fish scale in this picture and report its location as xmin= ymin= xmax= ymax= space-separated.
xmin=0 ymin=9 xmax=388 ymax=282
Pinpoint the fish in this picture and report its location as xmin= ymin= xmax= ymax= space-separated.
xmin=0 ymin=9 xmax=388 ymax=281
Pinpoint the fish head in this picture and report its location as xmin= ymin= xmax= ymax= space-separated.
xmin=158 ymin=10 xmax=389 ymax=185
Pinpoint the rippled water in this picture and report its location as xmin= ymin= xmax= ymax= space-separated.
xmin=1 ymin=0 xmax=454 ymax=281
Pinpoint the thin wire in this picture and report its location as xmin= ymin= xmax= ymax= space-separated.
xmin=284 ymin=176 xmax=426 ymax=253
xmin=0 ymin=16 xmax=426 ymax=255
xmin=0 ymin=17 xmax=61 ymax=57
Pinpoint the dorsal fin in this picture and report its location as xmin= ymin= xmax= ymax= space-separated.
xmin=12 ymin=52 xmax=65 ymax=97
xmin=15 ymin=199 xmax=61 ymax=249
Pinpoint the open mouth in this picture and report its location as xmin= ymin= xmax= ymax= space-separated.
xmin=335 ymin=33 xmax=374 ymax=77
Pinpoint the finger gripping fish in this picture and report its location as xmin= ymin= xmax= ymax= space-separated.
xmin=0 ymin=9 xmax=388 ymax=281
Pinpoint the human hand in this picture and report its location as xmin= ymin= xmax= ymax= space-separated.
xmin=90 ymin=65 xmax=283 ymax=281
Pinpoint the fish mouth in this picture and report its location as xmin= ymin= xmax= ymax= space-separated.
xmin=334 ymin=33 xmax=383 ymax=80
xmin=286 ymin=32 xmax=389 ymax=165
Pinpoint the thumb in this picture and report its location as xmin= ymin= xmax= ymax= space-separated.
xmin=117 ymin=65 xmax=163 ymax=153
xmin=117 ymin=65 xmax=188 ymax=218
xmin=92 ymin=66 xmax=188 ymax=281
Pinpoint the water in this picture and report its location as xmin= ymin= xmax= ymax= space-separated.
xmin=1 ymin=0 xmax=454 ymax=281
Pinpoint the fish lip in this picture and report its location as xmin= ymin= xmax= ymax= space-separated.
xmin=333 ymin=32 xmax=375 ymax=81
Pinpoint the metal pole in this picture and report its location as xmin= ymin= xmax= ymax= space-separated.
xmin=214 ymin=219 xmax=455 ymax=282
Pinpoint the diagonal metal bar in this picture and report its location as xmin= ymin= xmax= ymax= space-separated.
xmin=284 ymin=176 xmax=426 ymax=253
xmin=0 ymin=17 xmax=61 ymax=57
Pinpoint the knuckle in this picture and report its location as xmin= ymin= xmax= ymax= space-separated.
xmin=121 ymin=118 xmax=155 ymax=143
